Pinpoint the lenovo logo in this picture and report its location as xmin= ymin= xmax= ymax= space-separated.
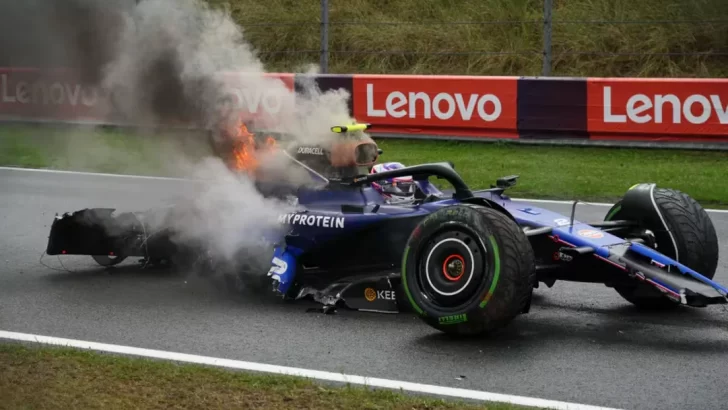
xmin=225 ymin=86 xmax=292 ymax=114
xmin=365 ymin=83 xmax=502 ymax=122
xmin=219 ymin=73 xmax=295 ymax=116
xmin=602 ymin=86 xmax=728 ymax=125
xmin=1 ymin=74 xmax=100 ymax=107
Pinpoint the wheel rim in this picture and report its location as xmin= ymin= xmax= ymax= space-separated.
xmin=416 ymin=227 xmax=486 ymax=308
xmin=441 ymin=254 xmax=466 ymax=281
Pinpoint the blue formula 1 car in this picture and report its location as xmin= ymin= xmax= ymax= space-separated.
xmin=44 ymin=123 xmax=728 ymax=336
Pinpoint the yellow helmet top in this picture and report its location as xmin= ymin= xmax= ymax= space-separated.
xmin=330 ymin=123 xmax=371 ymax=134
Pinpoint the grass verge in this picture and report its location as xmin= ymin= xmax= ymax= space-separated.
xmin=1 ymin=124 xmax=727 ymax=207
xmin=376 ymin=139 xmax=728 ymax=207
xmin=0 ymin=343 xmax=538 ymax=410
xmin=0 ymin=123 xmax=215 ymax=178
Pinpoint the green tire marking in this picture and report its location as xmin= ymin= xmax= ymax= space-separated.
xmin=605 ymin=204 xmax=621 ymax=221
xmin=479 ymin=235 xmax=501 ymax=309
xmin=401 ymin=246 xmax=425 ymax=316
xmin=438 ymin=313 xmax=468 ymax=325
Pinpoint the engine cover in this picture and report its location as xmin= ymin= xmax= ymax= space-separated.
xmin=286 ymin=138 xmax=380 ymax=180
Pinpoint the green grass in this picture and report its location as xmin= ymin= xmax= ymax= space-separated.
xmin=2 ymin=124 xmax=727 ymax=207
xmin=0 ymin=124 xmax=214 ymax=178
xmin=0 ymin=343 xmax=538 ymax=410
xmin=206 ymin=0 xmax=728 ymax=77
xmin=376 ymin=139 xmax=728 ymax=206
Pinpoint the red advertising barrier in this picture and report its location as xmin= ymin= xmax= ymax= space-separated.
xmin=587 ymin=77 xmax=728 ymax=142
xmin=352 ymin=74 xmax=519 ymax=138
xmin=0 ymin=68 xmax=113 ymax=123
xmin=217 ymin=72 xmax=295 ymax=130
xmin=2 ymin=66 xmax=728 ymax=148
xmin=0 ymin=67 xmax=295 ymax=129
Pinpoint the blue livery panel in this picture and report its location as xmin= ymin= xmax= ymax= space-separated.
xmin=263 ymin=181 xmax=726 ymax=305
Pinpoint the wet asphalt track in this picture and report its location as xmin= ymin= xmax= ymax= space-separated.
xmin=1 ymin=167 xmax=727 ymax=410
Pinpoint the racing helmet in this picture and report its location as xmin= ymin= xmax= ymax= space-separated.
xmin=370 ymin=162 xmax=416 ymax=203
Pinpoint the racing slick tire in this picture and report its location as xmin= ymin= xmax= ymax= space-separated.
xmin=401 ymin=204 xmax=535 ymax=336
xmin=605 ymin=185 xmax=719 ymax=310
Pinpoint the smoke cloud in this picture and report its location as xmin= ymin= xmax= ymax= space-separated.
xmin=2 ymin=0 xmax=364 ymax=286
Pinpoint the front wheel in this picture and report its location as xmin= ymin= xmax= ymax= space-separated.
xmin=401 ymin=204 xmax=535 ymax=336
xmin=605 ymin=185 xmax=719 ymax=309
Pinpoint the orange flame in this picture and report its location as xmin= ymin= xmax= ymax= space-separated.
xmin=229 ymin=121 xmax=278 ymax=175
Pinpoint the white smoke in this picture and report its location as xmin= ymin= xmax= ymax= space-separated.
xmin=0 ymin=0 xmax=367 ymax=285
xmin=103 ymin=0 xmax=355 ymax=143
xmin=91 ymin=0 xmax=362 ymax=282
xmin=165 ymin=157 xmax=292 ymax=262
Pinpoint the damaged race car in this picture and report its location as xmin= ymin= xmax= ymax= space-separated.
xmin=44 ymin=123 xmax=728 ymax=336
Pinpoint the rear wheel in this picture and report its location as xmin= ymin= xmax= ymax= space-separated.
xmin=401 ymin=204 xmax=535 ymax=336
xmin=91 ymin=254 xmax=127 ymax=266
xmin=605 ymin=187 xmax=719 ymax=309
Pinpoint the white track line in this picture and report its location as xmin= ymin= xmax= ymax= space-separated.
xmin=0 ymin=166 xmax=189 ymax=181
xmin=0 ymin=330 xmax=621 ymax=410
xmin=2 ymin=166 xmax=727 ymax=214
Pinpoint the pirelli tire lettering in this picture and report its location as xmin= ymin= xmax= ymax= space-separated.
xmin=438 ymin=313 xmax=468 ymax=325
xmin=278 ymin=213 xmax=345 ymax=229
